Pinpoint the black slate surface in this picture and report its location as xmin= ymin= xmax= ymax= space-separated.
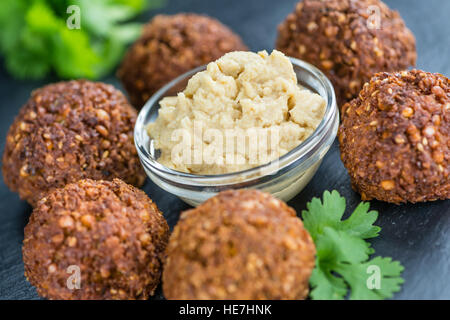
xmin=0 ymin=0 xmax=449 ymax=300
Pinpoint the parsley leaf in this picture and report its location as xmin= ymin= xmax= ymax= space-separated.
xmin=302 ymin=190 xmax=404 ymax=300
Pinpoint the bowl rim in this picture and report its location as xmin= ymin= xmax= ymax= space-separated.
xmin=134 ymin=56 xmax=338 ymax=185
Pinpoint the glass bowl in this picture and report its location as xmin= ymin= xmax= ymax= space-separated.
xmin=134 ymin=57 xmax=339 ymax=206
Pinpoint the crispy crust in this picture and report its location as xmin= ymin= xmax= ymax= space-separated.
xmin=117 ymin=13 xmax=248 ymax=108
xmin=339 ymin=70 xmax=449 ymax=203
xmin=163 ymin=190 xmax=316 ymax=300
xmin=2 ymin=80 xmax=145 ymax=206
xmin=22 ymin=179 xmax=169 ymax=300
xmin=276 ymin=0 xmax=416 ymax=107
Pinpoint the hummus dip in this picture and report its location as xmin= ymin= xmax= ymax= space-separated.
xmin=147 ymin=50 xmax=326 ymax=174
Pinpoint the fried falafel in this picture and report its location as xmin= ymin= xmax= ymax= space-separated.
xmin=163 ymin=190 xmax=316 ymax=300
xmin=276 ymin=0 xmax=416 ymax=107
xmin=22 ymin=178 xmax=169 ymax=300
xmin=118 ymin=13 xmax=248 ymax=108
xmin=2 ymin=80 xmax=145 ymax=206
xmin=339 ymin=70 xmax=449 ymax=203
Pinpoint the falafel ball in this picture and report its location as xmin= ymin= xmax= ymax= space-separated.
xmin=339 ymin=70 xmax=449 ymax=203
xmin=276 ymin=0 xmax=416 ymax=107
xmin=117 ymin=13 xmax=248 ymax=108
xmin=163 ymin=190 xmax=316 ymax=300
xmin=23 ymin=178 xmax=169 ymax=300
xmin=2 ymin=80 xmax=146 ymax=206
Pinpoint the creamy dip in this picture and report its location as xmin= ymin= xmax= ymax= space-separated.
xmin=147 ymin=50 xmax=326 ymax=174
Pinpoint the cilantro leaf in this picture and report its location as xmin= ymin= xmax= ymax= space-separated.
xmin=302 ymin=190 xmax=346 ymax=240
xmin=302 ymin=190 xmax=404 ymax=300
xmin=303 ymin=190 xmax=380 ymax=241
xmin=335 ymin=257 xmax=404 ymax=300
xmin=0 ymin=0 xmax=163 ymax=79
xmin=5 ymin=45 xmax=50 ymax=79
xmin=74 ymin=0 xmax=141 ymax=38
xmin=316 ymin=227 xmax=372 ymax=265
xmin=309 ymin=265 xmax=347 ymax=300
xmin=0 ymin=1 xmax=27 ymax=53
xmin=340 ymin=201 xmax=381 ymax=239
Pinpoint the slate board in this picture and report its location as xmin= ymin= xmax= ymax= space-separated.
xmin=0 ymin=0 xmax=449 ymax=300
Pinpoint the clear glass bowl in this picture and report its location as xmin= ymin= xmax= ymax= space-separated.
xmin=134 ymin=57 xmax=339 ymax=206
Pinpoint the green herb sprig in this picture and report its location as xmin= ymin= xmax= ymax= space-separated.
xmin=302 ymin=190 xmax=404 ymax=300
xmin=0 ymin=0 xmax=163 ymax=80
